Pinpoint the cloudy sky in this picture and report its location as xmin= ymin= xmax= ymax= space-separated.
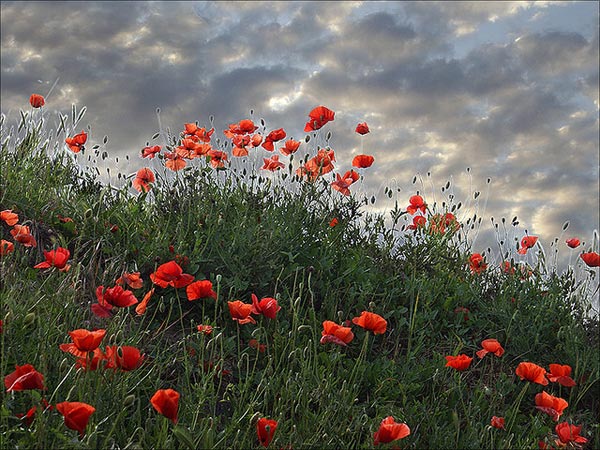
xmin=1 ymin=1 xmax=599 ymax=273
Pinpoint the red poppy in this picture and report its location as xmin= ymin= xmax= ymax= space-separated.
xmin=515 ymin=361 xmax=548 ymax=385
xmin=182 ymin=123 xmax=214 ymax=143
xmin=469 ymin=253 xmax=487 ymax=274
xmin=150 ymin=261 xmax=194 ymax=288
xmin=535 ymin=391 xmax=568 ymax=421
xmin=352 ymin=154 xmax=374 ymax=168
xmin=454 ymin=306 xmax=470 ymax=322
xmin=59 ymin=329 xmax=107 ymax=359
xmin=132 ymin=168 xmax=155 ymax=192
xmin=0 ymin=209 xmax=19 ymax=226
xmin=74 ymin=348 xmax=106 ymax=371
xmin=262 ymin=155 xmax=285 ymax=171
xmin=331 ymin=172 xmax=358 ymax=196
xmin=565 ymin=238 xmax=580 ymax=249
xmin=208 ymin=149 xmax=228 ymax=168
xmin=262 ymin=128 xmax=287 ymax=151
xmin=223 ymin=119 xmax=258 ymax=138
xmin=33 ymin=247 xmax=71 ymax=271
xmin=228 ymin=300 xmax=256 ymax=325
xmin=580 ymin=252 xmax=600 ymax=267
xmin=4 ymin=364 xmax=46 ymax=391
xmin=373 ymin=416 xmax=410 ymax=446
xmin=555 ymin=422 xmax=588 ymax=445
xmin=10 ymin=224 xmax=37 ymax=247
xmin=116 ymin=272 xmax=143 ymax=289
xmin=490 ymin=416 xmax=505 ymax=430
xmin=476 ymin=338 xmax=504 ymax=359
xmin=151 ymin=388 xmax=180 ymax=424
xmin=297 ymin=148 xmax=336 ymax=181
xmin=29 ymin=94 xmax=45 ymax=108
xmin=547 ymin=364 xmax=576 ymax=387
xmin=408 ymin=215 xmax=427 ymax=231
xmin=104 ymin=346 xmax=144 ymax=371
xmin=96 ymin=285 xmax=138 ymax=309
xmin=329 ymin=217 xmax=339 ymax=227
xmin=65 ymin=131 xmax=87 ymax=153
xmin=248 ymin=339 xmax=267 ymax=353
xmin=304 ymin=105 xmax=335 ymax=132
xmin=352 ymin=311 xmax=387 ymax=335
xmin=141 ymin=145 xmax=161 ymax=159
xmin=233 ymin=145 xmax=249 ymax=157
xmin=406 ymin=195 xmax=427 ymax=215
xmin=518 ymin=235 xmax=538 ymax=254
xmin=355 ymin=122 xmax=370 ymax=135
xmin=56 ymin=401 xmax=95 ymax=437
xmin=501 ymin=261 xmax=516 ymax=275
xmin=256 ymin=417 xmax=278 ymax=447
xmin=0 ymin=240 xmax=12 ymax=256
xmin=445 ymin=354 xmax=473 ymax=371
xmin=320 ymin=320 xmax=354 ymax=346
xmin=16 ymin=405 xmax=37 ymax=427
xmin=251 ymin=294 xmax=281 ymax=319
xmin=135 ymin=288 xmax=154 ymax=315
xmin=280 ymin=139 xmax=301 ymax=156
xmin=186 ymin=280 xmax=217 ymax=301
xmin=197 ymin=324 xmax=213 ymax=335
xmin=164 ymin=151 xmax=187 ymax=171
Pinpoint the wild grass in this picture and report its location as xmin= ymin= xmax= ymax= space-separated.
xmin=0 ymin=103 xmax=598 ymax=449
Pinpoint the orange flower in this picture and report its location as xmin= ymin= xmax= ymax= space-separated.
xmin=141 ymin=145 xmax=161 ymax=158
xmin=565 ymin=238 xmax=580 ymax=248
xmin=251 ymin=294 xmax=281 ymax=319
xmin=580 ymin=252 xmax=600 ymax=267
xmin=555 ymin=422 xmax=588 ymax=445
xmin=304 ymin=105 xmax=335 ymax=132
xmin=490 ymin=416 xmax=505 ymax=430
xmin=352 ymin=311 xmax=387 ymax=335
xmin=469 ymin=253 xmax=487 ymax=274
xmin=33 ymin=247 xmax=71 ymax=271
xmin=535 ymin=391 xmax=568 ymax=421
xmin=59 ymin=329 xmax=107 ymax=359
xmin=150 ymin=388 xmax=180 ymax=424
xmin=10 ymin=224 xmax=37 ymax=247
xmin=65 ymin=131 xmax=87 ymax=153
xmin=262 ymin=128 xmax=286 ymax=151
xmin=56 ymin=401 xmax=95 ymax=437
xmin=186 ymin=280 xmax=217 ymax=301
xmin=262 ymin=155 xmax=285 ymax=171
xmin=298 ymin=148 xmax=336 ymax=181
xmin=132 ymin=168 xmax=155 ymax=192
xmin=232 ymin=145 xmax=249 ymax=157
xmin=256 ymin=417 xmax=278 ymax=447
xmin=164 ymin=151 xmax=187 ymax=171
xmin=320 ymin=320 xmax=354 ymax=346
xmin=515 ymin=361 xmax=548 ymax=385
xmin=373 ymin=416 xmax=410 ymax=446
xmin=150 ymin=261 xmax=194 ymax=288
xmin=208 ymin=149 xmax=228 ymax=168
xmin=0 ymin=209 xmax=19 ymax=226
xmin=228 ymin=300 xmax=256 ymax=325
xmin=280 ymin=139 xmax=301 ymax=156
xmin=518 ymin=235 xmax=538 ymax=254
xmin=408 ymin=215 xmax=427 ymax=231
xmin=29 ymin=94 xmax=45 ymax=108
xmin=547 ymin=364 xmax=576 ymax=387
xmin=135 ymin=288 xmax=155 ymax=315
xmin=355 ymin=122 xmax=370 ymax=135
xmin=182 ymin=123 xmax=214 ymax=143
xmin=116 ymin=271 xmax=143 ymax=289
xmin=445 ymin=354 xmax=473 ymax=371
xmin=4 ymin=364 xmax=45 ymax=391
xmin=223 ymin=119 xmax=258 ymax=138
xmin=352 ymin=154 xmax=374 ymax=168
xmin=96 ymin=285 xmax=138 ymax=308
xmin=197 ymin=324 xmax=213 ymax=335
xmin=1 ymin=239 xmax=15 ymax=256
xmin=476 ymin=338 xmax=504 ymax=359
xmin=331 ymin=172 xmax=358 ymax=196
xmin=406 ymin=195 xmax=427 ymax=215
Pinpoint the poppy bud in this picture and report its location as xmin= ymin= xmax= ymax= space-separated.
xmin=84 ymin=209 xmax=93 ymax=219
xmin=368 ymin=302 xmax=376 ymax=311
xmin=216 ymin=274 xmax=222 ymax=283
xmin=337 ymin=311 xmax=344 ymax=321
xmin=123 ymin=394 xmax=136 ymax=407
xmin=306 ymin=266 xmax=315 ymax=273
xmin=24 ymin=312 xmax=36 ymax=326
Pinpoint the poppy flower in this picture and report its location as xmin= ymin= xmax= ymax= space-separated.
xmin=297 ymin=148 xmax=336 ymax=181
xmin=355 ymin=122 xmax=370 ymax=135
xmin=0 ymin=209 xmax=19 ymax=226
xmin=469 ymin=253 xmax=487 ymax=274
xmin=135 ymin=288 xmax=154 ymax=315
xmin=65 ymin=131 xmax=87 ymax=153
xmin=150 ymin=388 xmax=179 ymax=424
xmin=59 ymin=329 xmax=107 ymax=359
xmin=74 ymin=348 xmax=106 ymax=371
xmin=329 ymin=218 xmax=339 ymax=227
xmin=406 ymin=195 xmax=427 ymax=215
xmin=352 ymin=311 xmax=387 ymax=335
xmin=251 ymin=294 xmax=281 ymax=319
xmin=164 ymin=151 xmax=187 ymax=171
xmin=33 ymin=247 xmax=71 ymax=271
xmin=208 ymin=149 xmax=228 ymax=168
xmin=197 ymin=324 xmax=213 ymax=335
xmin=132 ymin=168 xmax=155 ymax=193
xmin=16 ymin=405 xmax=37 ymax=427
xmin=182 ymin=123 xmax=214 ymax=143
xmin=1 ymin=239 xmax=14 ymax=256
xmin=547 ymin=364 xmax=576 ymax=387
xmin=408 ymin=215 xmax=427 ymax=231
xmin=373 ymin=416 xmax=410 ymax=446
xmin=29 ymin=94 xmax=45 ymax=108
xmin=304 ymin=105 xmax=335 ymax=132
xmin=141 ymin=145 xmax=161 ymax=159
xmin=224 ymin=119 xmax=258 ymax=138
xmin=186 ymin=280 xmax=217 ymax=301
xmin=555 ymin=422 xmax=588 ymax=445
xmin=518 ymin=235 xmax=538 ymax=254
xmin=535 ymin=391 xmax=568 ymax=421
xmin=476 ymin=338 xmax=504 ymax=359
xmin=233 ymin=145 xmax=249 ymax=157
xmin=104 ymin=345 xmax=144 ymax=371
xmin=262 ymin=155 xmax=285 ymax=171
xmin=228 ymin=300 xmax=256 ymax=325
xmin=331 ymin=172 xmax=356 ymax=196
xmin=262 ymin=128 xmax=287 ymax=151
xmin=490 ymin=416 xmax=505 ymax=430
xmin=454 ymin=306 xmax=470 ymax=322
xmin=4 ymin=364 xmax=45 ymax=391
xmin=96 ymin=285 xmax=138 ymax=310
xmin=56 ymin=401 xmax=95 ymax=437
xmin=280 ymin=139 xmax=301 ymax=156
xmin=515 ymin=361 xmax=548 ymax=385
xmin=10 ymin=224 xmax=37 ymax=247
xmin=565 ymin=238 xmax=580 ymax=249
xmin=352 ymin=154 xmax=374 ymax=168
xmin=320 ymin=320 xmax=354 ymax=346
xmin=580 ymin=252 xmax=600 ymax=267
xmin=150 ymin=261 xmax=194 ymax=288
xmin=256 ymin=417 xmax=278 ymax=447
xmin=248 ymin=339 xmax=267 ymax=353
xmin=445 ymin=354 xmax=473 ymax=371
xmin=116 ymin=272 xmax=143 ymax=289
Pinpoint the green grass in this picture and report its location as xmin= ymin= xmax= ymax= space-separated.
xmin=0 ymin=104 xmax=598 ymax=449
